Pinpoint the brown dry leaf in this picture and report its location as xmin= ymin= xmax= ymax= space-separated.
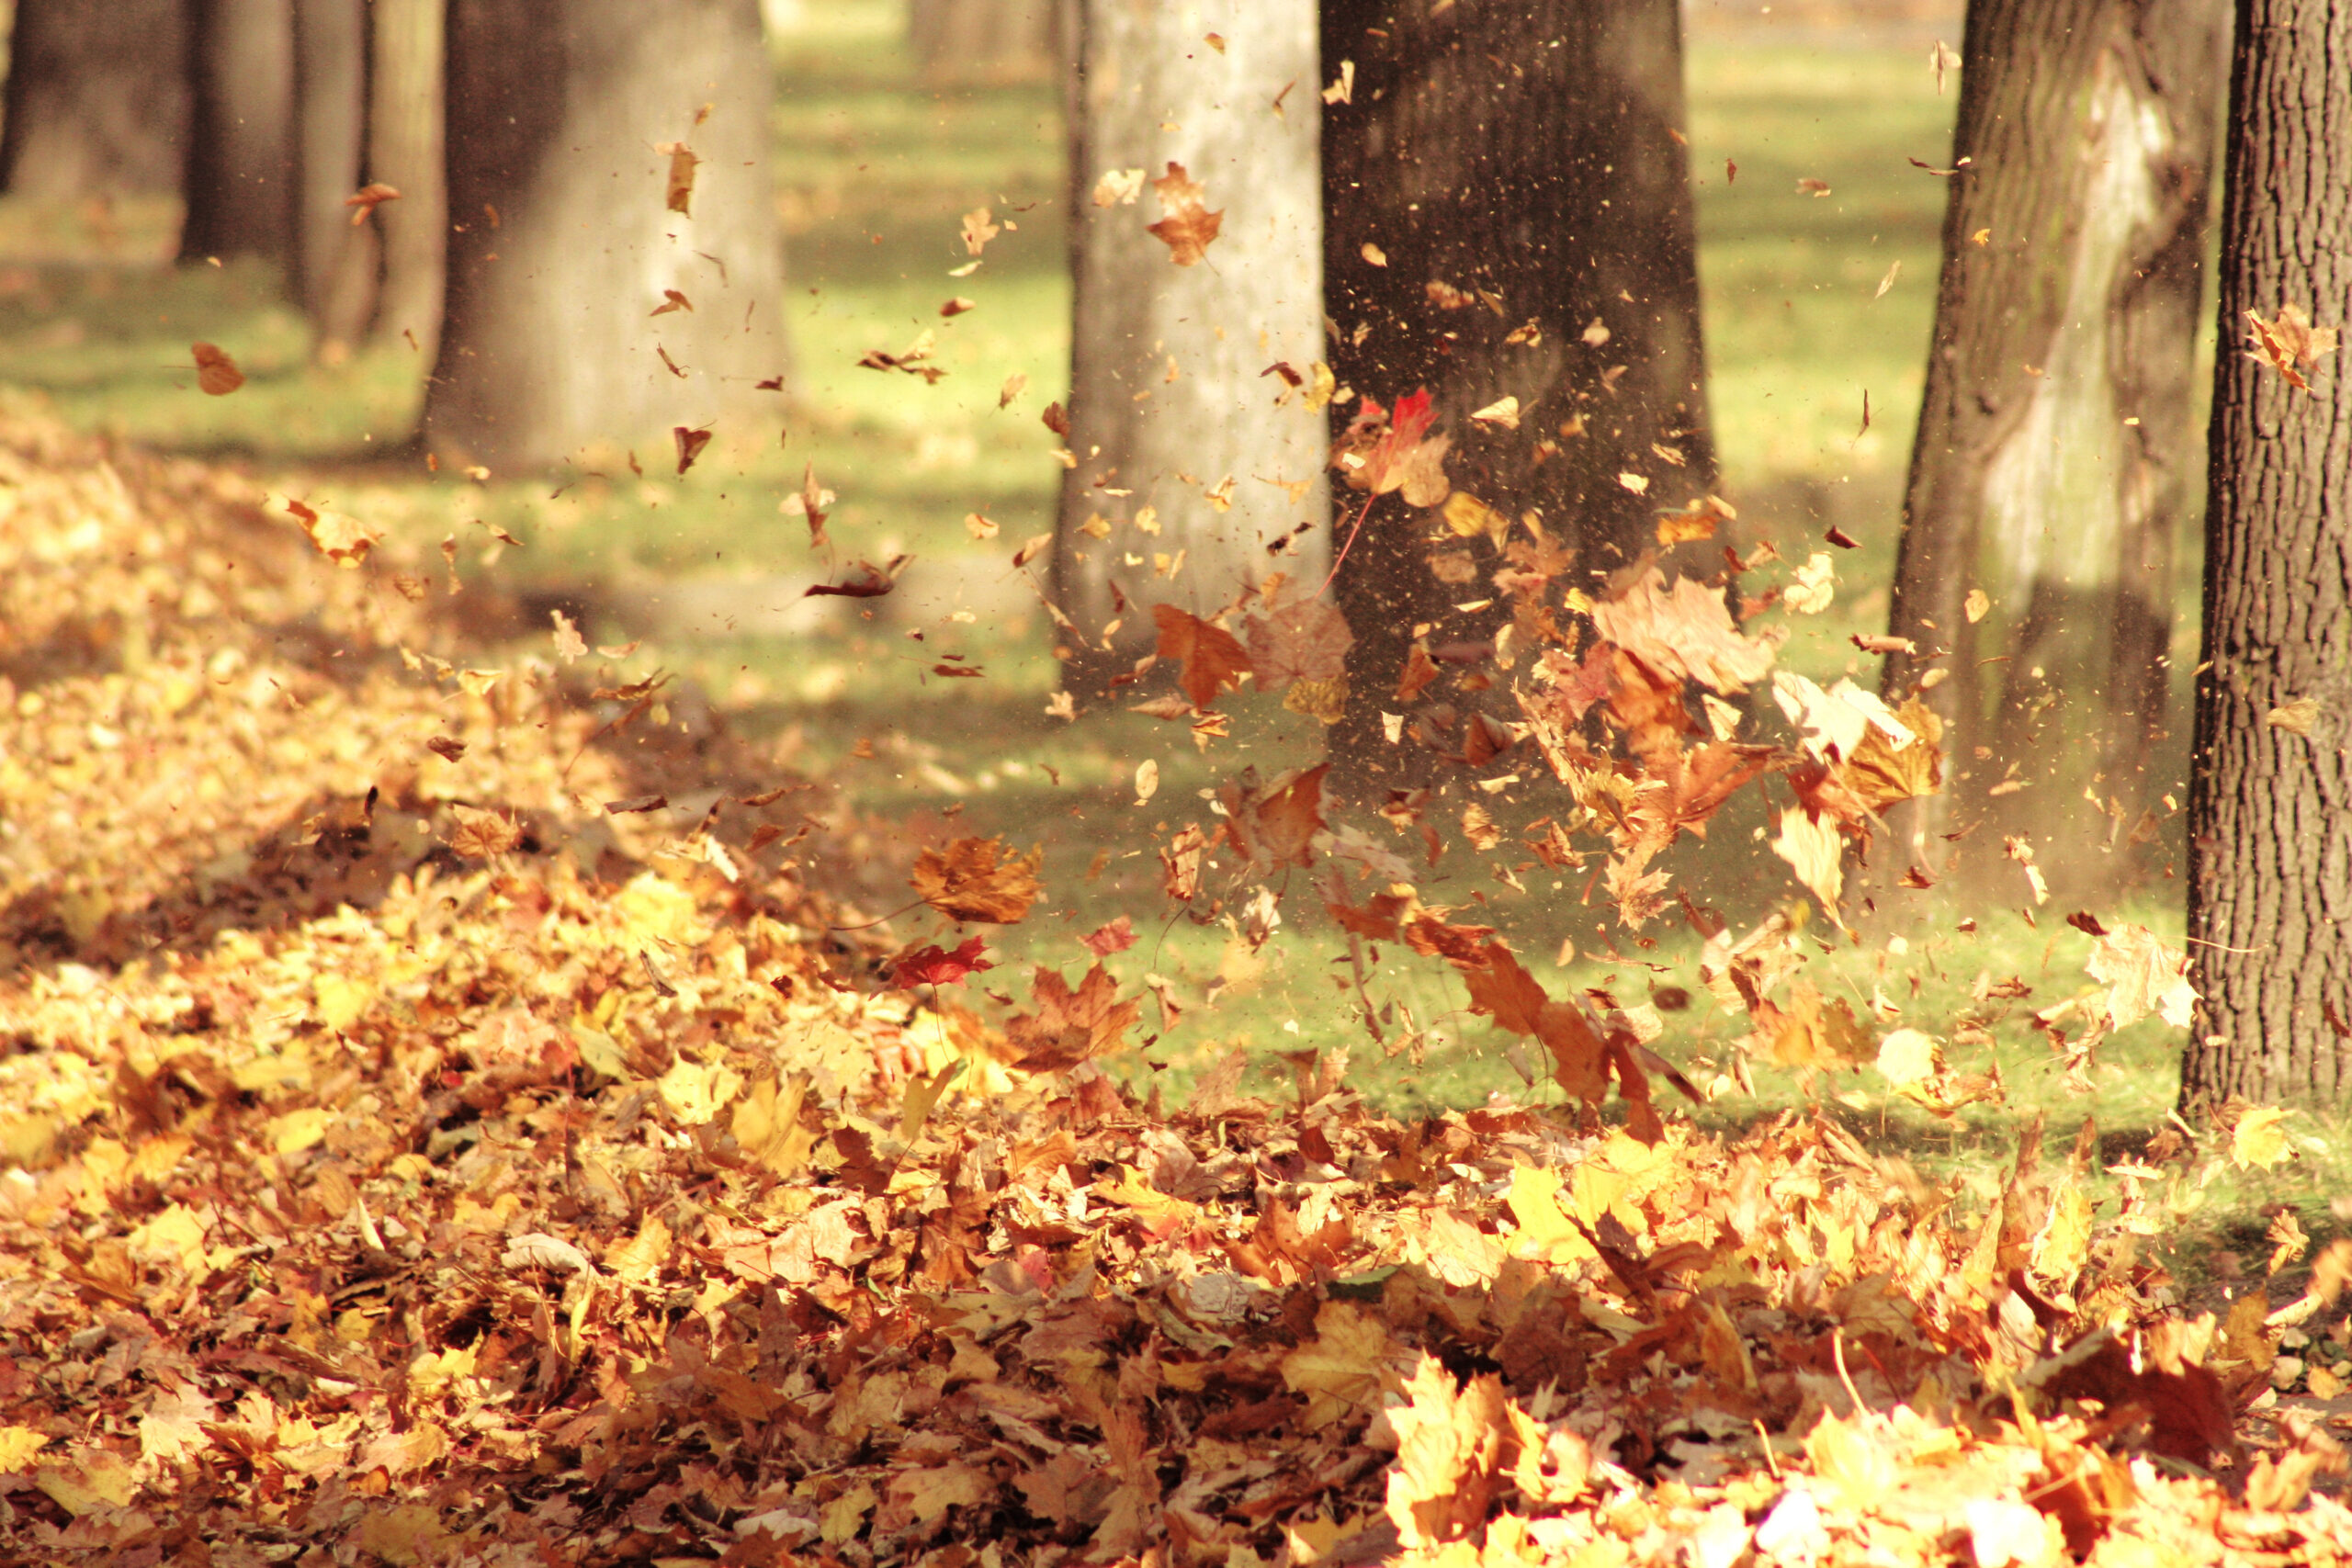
xmin=1847 ymin=697 xmax=1943 ymax=811
xmin=444 ymin=805 xmax=522 ymax=859
xmin=650 ymin=288 xmax=691 ymax=317
xmin=343 ymin=182 xmax=400 ymax=224
xmin=1152 ymin=604 xmax=1253 ymax=709
xmin=1146 ymin=162 xmax=1224 ymax=266
xmin=1592 ymin=568 xmax=1778 ymax=694
xmin=672 ymin=425 xmax=713 ymax=475
xmin=1244 ymin=592 xmax=1353 ymax=694
xmin=911 ymin=836 xmax=1042 ymax=924
xmin=2267 ymin=695 xmax=2321 ymax=736
xmin=1219 ymin=762 xmax=1329 ymax=872
xmin=655 ymin=141 xmax=698 ymax=214
xmin=2245 ymin=304 xmax=2337 ymax=395
xmin=2087 ymin=923 xmax=2198 ymax=1029
xmin=284 ymin=497 xmax=381 ymax=566
xmin=1005 ymin=963 xmax=1141 ymax=1071
xmin=786 ymin=462 xmax=832 ymax=544
xmin=1656 ymin=493 xmax=1736 ymax=545
xmin=191 ymin=343 xmax=244 ymax=396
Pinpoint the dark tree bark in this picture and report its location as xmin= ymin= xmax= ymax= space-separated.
xmin=292 ymin=0 xmax=374 ymax=350
xmin=367 ymin=0 xmax=446 ymax=359
xmin=0 ymin=0 xmax=191 ymax=199
xmin=2180 ymin=0 xmax=2352 ymax=1111
xmin=181 ymin=0 xmax=298 ymax=265
xmin=1051 ymin=0 xmax=1327 ymax=689
xmin=1320 ymin=0 xmax=1713 ymax=791
xmin=1875 ymin=0 xmax=2225 ymax=908
xmin=426 ymin=0 xmax=789 ymax=472
xmin=908 ymin=0 xmax=1060 ymax=85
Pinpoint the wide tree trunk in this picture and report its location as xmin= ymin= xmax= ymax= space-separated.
xmin=292 ymin=0 xmax=374 ymax=351
xmin=181 ymin=0 xmax=298 ymax=265
xmin=0 ymin=0 xmax=191 ymax=199
xmin=426 ymin=0 xmax=789 ymax=472
xmin=1875 ymin=0 xmax=2224 ymax=908
xmin=2179 ymin=0 xmax=2352 ymax=1111
xmin=367 ymin=0 xmax=447 ymax=359
xmin=908 ymin=0 xmax=1060 ymax=85
xmin=1050 ymin=0 xmax=1327 ymax=691
xmin=1320 ymin=0 xmax=1713 ymax=791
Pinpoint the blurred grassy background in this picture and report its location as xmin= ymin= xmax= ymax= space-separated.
xmin=0 ymin=1 xmax=2335 ymax=1275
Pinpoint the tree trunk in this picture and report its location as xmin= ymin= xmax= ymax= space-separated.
xmin=1050 ymin=0 xmax=1327 ymax=690
xmin=0 ymin=0 xmax=192 ymax=199
xmin=426 ymin=0 xmax=789 ymax=473
xmin=368 ymin=0 xmax=447 ymax=359
xmin=908 ymin=0 xmax=1060 ymax=85
xmin=2180 ymin=0 xmax=2352 ymax=1111
xmin=181 ymin=0 xmax=297 ymax=265
xmin=292 ymin=0 xmax=375 ymax=351
xmin=1320 ymin=0 xmax=1713 ymax=791
xmin=1875 ymin=0 xmax=2224 ymax=909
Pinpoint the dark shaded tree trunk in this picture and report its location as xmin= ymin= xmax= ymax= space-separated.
xmin=292 ymin=0 xmax=374 ymax=351
xmin=367 ymin=0 xmax=446 ymax=359
xmin=181 ymin=0 xmax=297 ymax=265
xmin=908 ymin=0 xmax=1060 ymax=85
xmin=2180 ymin=0 xmax=2352 ymax=1111
xmin=426 ymin=0 xmax=789 ymax=472
xmin=1320 ymin=0 xmax=1713 ymax=792
xmin=1051 ymin=0 xmax=1327 ymax=690
xmin=1875 ymin=0 xmax=2224 ymax=909
xmin=0 ymin=0 xmax=191 ymax=199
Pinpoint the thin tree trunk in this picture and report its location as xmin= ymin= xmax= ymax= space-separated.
xmin=909 ymin=0 xmax=1060 ymax=85
xmin=1875 ymin=0 xmax=2223 ymax=908
xmin=368 ymin=0 xmax=446 ymax=360
xmin=292 ymin=0 xmax=374 ymax=352
xmin=181 ymin=0 xmax=297 ymax=265
xmin=1050 ymin=0 xmax=1327 ymax=691
xmin=0 ymin=0 xmax=192 ymax=200
xmin=2180 ymin=0 xmax=2352 ymax=1111
xmin=1320 ymin=0 xmax=1713 ymax=792
xmin=427 ymin=0 xmax=789 ymax=472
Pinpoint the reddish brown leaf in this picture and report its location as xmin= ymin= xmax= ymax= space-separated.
xmin=1152 ymin=604 xmax=1253 ymax=710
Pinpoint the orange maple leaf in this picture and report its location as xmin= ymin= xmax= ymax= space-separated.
xmin=1146 ymin=162 xmax=1224 ymax=266
xmin=1005 ymin=963 xmax=1141 ymax=1071
xmin=910 ymin=836 xmax=1042 ymax=924
xmin=1151 ymin=604 xmax=1253 ymax=710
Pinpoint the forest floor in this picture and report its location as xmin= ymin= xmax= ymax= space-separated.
xmin=4 ymin=6 xmax=2352 ymax=1556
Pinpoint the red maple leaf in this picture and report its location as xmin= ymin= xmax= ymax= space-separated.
xmin=888 ymin=936 xmax=994 ymax=987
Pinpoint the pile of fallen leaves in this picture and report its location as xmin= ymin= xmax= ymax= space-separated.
xmin=5 ymin=408 xmax=2352 ymax=1567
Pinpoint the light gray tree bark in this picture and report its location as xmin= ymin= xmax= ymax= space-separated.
xmin=1051 ymin=0 xmax=1327 ymax=691
xmin=426 ymin=0 xmax=789 ymax=472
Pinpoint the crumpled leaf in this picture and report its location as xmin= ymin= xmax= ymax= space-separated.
xmin=1594 ymin=569 xmax=1780 ymax=694
xmin=2087 ymin=923 xmax=2197 ymax=1029
xmin=1152 ymin=604 xmax=1253 ymax=709
xmin=911 ymin=836 xmax=1042 ymax=924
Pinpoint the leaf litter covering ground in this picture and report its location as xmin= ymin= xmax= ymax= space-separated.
xmin=0 ymin=410 xmax=2349 ymax=1568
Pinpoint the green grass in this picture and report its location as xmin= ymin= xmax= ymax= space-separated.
xmin=0 ymin=2 xmax=2337 ymax=1284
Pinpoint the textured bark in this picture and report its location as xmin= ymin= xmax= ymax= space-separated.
xmin=1320 ymin=0 xmax=1713 ymax=790
xmin=0 ymin=0 xmax=192 ymax=199
xmin=1051 ymin=0 xmax=1328 ymax=689
xmin=909 ymin=0 xmax=1061 ymax=85
xmin=1876 ymin=0 xmax=2224 ymax=908
xmin=367 ymin=0 xmax=446 ymax=359
xmin=181 ymin=0 xmax=298 ymax=265
xmin=427 ymin=0 xmax=789 ymax=471
xmin=292 ymin=0 xmax=373 ymax=347
xmin=2180 ymin=0 xmax=2352 ymax=1111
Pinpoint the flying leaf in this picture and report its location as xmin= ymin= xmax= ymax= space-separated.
xmin=655 ymin=141 xmax=698 ymax=214
xmin=1468 ymin=395 xmax=1521 ymax=430
xmin=786 ymin=461 xmax=832 ymax=543
xmin=803 ymin=559 xmax=904 ymax=599
xmin=1593 ymin=569 xmax=1780 ymax=694
xmin=191 ymin=343 xmax=243 ymax=395
xmin=1005 ymin=963 xmax=1140 ymax=1072
xmin=284 ymin=497 xmax=380 ymax=565
xmin=911 ymin=836 xmax=1042 ymax=924
xmin=343 ymin=182 xmax=400 ymax=224
xmin=445 ymin=805 xmax=522 ymax=859
xmin=650 ymin=288 xmax=691 ymax=316
xmin=1772 ymin=807 xmax=1843 ymax=919
xmin=888 ymin=936 xmax=994 ymax=987
xmin=1091 ymin=168 xmax=1145 ymax=207
xmin=2087 ymin=923 xmax=2198 ymax=1029
xmin=1245 ymin=592 xmax=1353 ymax=694
xmin=2267 ymin=695 xmax=2320 ymax=736
xmin=672 ymin=425 xmax=712 ymax=475
xmin=2245 ymin=304 xmax=2337 ymax=395
xmin=1218 ymin=762 xmax=1329 ymax=872
xmin=1152 ymin=604 xmax=1253 ymax=709
xmin=1080 ymin=916 xmax=1137 ymax=957
xmin=1146 ymin=162 xmax=1224 ymax=266
xmin=961 ymin=206 xmax=1001 ymax=255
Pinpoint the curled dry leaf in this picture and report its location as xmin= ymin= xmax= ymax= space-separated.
xmin=343 ymin=182 xmax=400 ymax=224
xmin=444 ymin=805 xmax=523 ymax=859
xmin=672 ymin=425 xmax=712 ymax=475
xmin=191 ymin=343 xmax=243 ymax=396
xmin=2267 ymin=695 xmax=2320 ymax=736
xmin=910 ymin=835 xmax=1042 ymax=924
xmin=2245 ymin=304 xmax=2337 ymax=395
xmin=1593 ymin=568 xmax=1780 ymax=694
xmin=283 ymin=497 xmax=381 ymax=566
xmin=1152 ymin=604 xmax=1253 ymax=710
xmin=655 ymin=141 xmax=698 ymax=214
xmin=1146 ymin=162 xmax=1224 ymax=266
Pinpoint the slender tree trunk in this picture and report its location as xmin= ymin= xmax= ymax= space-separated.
xmin=426 ymin=0 xmax=789 ymax=472
xmin=908 ymin=0 xmax=1060 ymax=85
xmin=0 ymin=0 xmax=192 ymax=200
xmin=1320 ymin=0 xmax=1713 ymax=791
xmin=367 ymin=0 xmax=447 ymax=360
xmin=292 ymin=0 xmax=375 ymax=352
xmin=2180 ymin=0 xmax=2352 ymax=1111
xmin=1874 ymin=0 xmax=2223 ymax=908
xmin=1050 ymin=0 xmax=1327 ymax=691
xmin=181 ymin=0 xmax=297 ymax=265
